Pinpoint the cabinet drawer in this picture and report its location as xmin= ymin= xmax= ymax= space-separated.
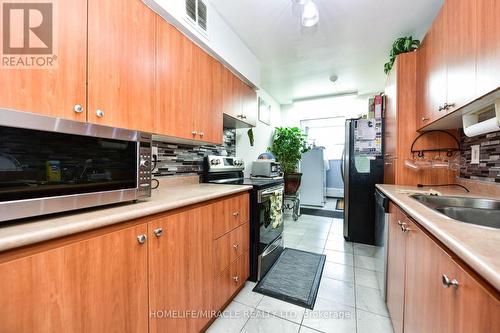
xmin=214 ymin=223 xmax=249 ymax=275
xmin=213 ymin=251 xmax=249 ymax=310
xmin=213 ymin=193 xmax=249 ymax=239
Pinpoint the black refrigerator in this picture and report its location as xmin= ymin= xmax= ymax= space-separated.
xmin=342 ymin=118 xmax=384 ymax=245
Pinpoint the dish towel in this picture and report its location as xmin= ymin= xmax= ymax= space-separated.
xmin=270 ymin=190 xmax=283 ymax=228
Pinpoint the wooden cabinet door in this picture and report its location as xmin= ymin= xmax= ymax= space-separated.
xmin=148 ymin=205 xmax=215 ymax=333
xmin=222 ymin=66 xmax=237 ymax=119
xmin=445 ymin=0 xmax=477 ymax=113
xmin=87 ymin=0 xmax=155 ymax=132
xmin=193 ymin=48 xmax=223 ymax=144
xmin=0 ymin=0 xmax=87 ymax=121
xmin=155 ymin=18 xmax=195 ymax=140
xmin=453 ymin=259 xmax=500 ymax=333
xmin=0 ymin=224 xmax=149 ymax=333
xmin=476 ymin=0 xmax=500 ymax=96
xmin=241 ymin=82 xmax=257 ymax=127
xmin=386 ymin=204 xmax=406 ymax=333
xmin=417 ymin=6 xmax=447 ymax=128
xmin=404 ymin=219 xmax=454 ymax=333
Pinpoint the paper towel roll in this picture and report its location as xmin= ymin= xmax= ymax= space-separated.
xmin=464 ymin=117 xmax=500 ymax=137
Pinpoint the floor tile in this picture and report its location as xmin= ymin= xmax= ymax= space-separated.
xmin=353 ymin=243 xmax=378 ymax=257
xmin=353 ymin=255 xmax=381 ymax=272
xmin=302 ymin=297 xmax=356 ymax=333
xmin=323 ymin=250 xmax=354 ymax=266
xmin=256 ymin=296 xmax=305 ymax=324
xmin=293 ymin=244 xmax=324 ymax=254
xmin=299 ymin=326 xmax=324 ymax=333
xmin=322 ymin=262 xmax=355 ymax=283
xmin=354 ymin=268 xmax=380 ymax=289
xmin=324 ymin=236 xmax=353 ymax=253
xmin=355 ymin=285 xmax=389 ymax=317
xmin=356 ymin=309 xmax=395 ymax=333
xmin=234 ymin=281 xmax=264 ymax=308
xmin=206 ymin=301 xmax=254 ymax=333
xmin=317 ymin=277 xmax=355 ymax=307
xmin=297 ymin=236 xmax=327 ymax=249
xmin=241 ymin=311 xmax=301 ymax=333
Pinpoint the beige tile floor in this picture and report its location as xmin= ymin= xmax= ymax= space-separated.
xmin=207 ymin=215 xmax=395 ymax=333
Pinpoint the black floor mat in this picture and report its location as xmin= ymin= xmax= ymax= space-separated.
xmin=301 ymin=207 xmax=343 ymax=218
xmin=253 ymin=248 xmax=326 ymax=309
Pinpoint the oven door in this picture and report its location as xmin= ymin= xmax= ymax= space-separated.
xmin=257 ymin=184 xmax=284 ymax=279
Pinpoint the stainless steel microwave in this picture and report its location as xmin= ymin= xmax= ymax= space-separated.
xmin=0 ymin=108 xmax=152 ymax=222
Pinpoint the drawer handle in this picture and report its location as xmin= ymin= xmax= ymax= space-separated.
xmin=232 ymin=276 xmax=239 ymax=283
xmin=96 ymin=109 xmax=105 ymax=118
xmin=233 ymin=212 xmax=239 ymax=217
xmin=397 ymin=220 xmax=403 ymax=226
xmin=137 ymin=234 xmax=147 ymax=244
xmin=233 ymin=244 xmax=239 ymax=250
xmin=442 ymin=274 xmax=459 ymax=289
xmin=153 ymin=228 xmax=163 ymax=238
xmin=401 ymin=225 xmax=411 ymax=233
xmin=421 ymin=117 xmax=429 ymax=121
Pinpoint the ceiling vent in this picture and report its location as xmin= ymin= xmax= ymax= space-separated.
xmin=185 ymin=0 xmax=208 ymax=36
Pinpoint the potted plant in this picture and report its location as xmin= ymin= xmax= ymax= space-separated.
xmin=268 ymin=127 xmax=310 ymax=195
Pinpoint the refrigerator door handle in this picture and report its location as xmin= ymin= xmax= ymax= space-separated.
xmin=340 ymin=148 xmax=345 ymax=182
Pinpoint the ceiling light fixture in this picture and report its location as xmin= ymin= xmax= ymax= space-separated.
xmin=301 ymin=0 xmax=319 ymax=27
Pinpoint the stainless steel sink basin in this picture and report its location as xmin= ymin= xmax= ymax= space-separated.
xmin=411 ymin=194 xmax=500 ymax=229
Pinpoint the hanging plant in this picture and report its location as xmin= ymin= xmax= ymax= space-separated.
xmin=247 ymin=128 xmax=254 ymax=147
xmin=384 ymin=36 xmax=420 ymax=74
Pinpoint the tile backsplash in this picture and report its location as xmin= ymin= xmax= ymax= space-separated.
xmin=460 ymin=130 xmax=500 ymax=183
xmin=152 ymin=129 xmax=236 ymax=177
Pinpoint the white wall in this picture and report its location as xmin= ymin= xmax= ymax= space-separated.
xmin=236 ymin=91 xmax=281 ymax=178
xmin=144 ymin=0 xmax=261 ymax=86
xmin=281 ymin=93 xmax=372 ymax=127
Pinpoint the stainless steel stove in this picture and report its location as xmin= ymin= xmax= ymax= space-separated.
xmin=203 ymin=155 xmax=284 ymax=281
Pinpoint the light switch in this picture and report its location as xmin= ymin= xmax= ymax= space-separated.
xmin=471 ymin=145 xmax=480 ymax=164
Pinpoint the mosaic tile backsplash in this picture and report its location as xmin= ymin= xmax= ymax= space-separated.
xmin=152 ymin=129 xmax=236 ymax=177
xmin=460 ymin=130 xmax=500 ymax=183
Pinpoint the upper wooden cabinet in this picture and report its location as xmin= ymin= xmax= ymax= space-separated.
xmin=155 ymin=18 xmax=223 ymax=144
xmin=476 ymin=0 xmax=500 ymax=96
xmin=0 ymin=223 xmax=149 ymax=332
xmin=222 ymin=66 xmax=257 ymax=127
xmin=445 ymin=0 xmax=477 ymax=113
xmin=0 ymin=0 xmax=87 ymax=121
xmin=87 ymin=0 xmax=155 ymax=132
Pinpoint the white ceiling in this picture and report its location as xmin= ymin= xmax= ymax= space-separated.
xmin=210 ymin=0 xmax=444 ymax=104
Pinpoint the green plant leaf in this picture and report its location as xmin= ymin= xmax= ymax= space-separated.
xmin=268 ymin=127 xmax=311 ymax=173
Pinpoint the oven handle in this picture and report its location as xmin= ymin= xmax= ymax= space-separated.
xmin=262 ymin=235 xmax=283 ymax=257
xmin=258 ymin=186 xmax=284 ymax=202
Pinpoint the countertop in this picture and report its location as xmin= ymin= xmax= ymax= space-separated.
xmin=0 ymin=183 xmax=252 ymax=253
xmin=377 ymin=184 xmax=500 ymax=292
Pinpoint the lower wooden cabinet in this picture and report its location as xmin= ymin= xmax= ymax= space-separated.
xmin=387 ymin=203 xmax=500 ymax=333
xmin=0 ymin=191 xmax=250 ymax=333
xmin=0 ymin=224 xmax=149 ymax=333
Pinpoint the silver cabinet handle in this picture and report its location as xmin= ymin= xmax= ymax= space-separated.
xmin=438 ymin=105 xmax=445 ymax=112
xmin=137 ymin=234 xmax=147 ymax=244
xmin=73 ymin=104 xmax=84 ymax=113
xmin=153 ymin=228 xmax=163 ymax=238
xmin=444 ymin=102 xmax=455 ymax=110
xmin=384 ymin=162 xmax=393 ymax=166
xmin=96 ymin=109 xmax=104 ymax=118
xmin=199 ymin=132 xmax=205 ymax=137
xmin=237 ymin=114 xmax=247 ymax=119
xmin=233 ymin=244 xmax=239 ymax=250
xmin=397 ymin=220 xmax=403 ymax=226
xmin=233 ymin=212 xmax=239 ymax=217
xmin=232 ymin=276 xmax=239 ymax=283
xmin=191 ymin=130 xmax=198 ymax=136
xmin=421 ymin=117 xmax=429 ymax=121
xmin=401 ymin=225 xmax=410 ymax=232
xmin=442 ymin=274 xmax=459 ymax=289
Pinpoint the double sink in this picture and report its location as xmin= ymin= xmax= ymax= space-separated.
xmin=411 ymin=194 xmax=500 ymax=229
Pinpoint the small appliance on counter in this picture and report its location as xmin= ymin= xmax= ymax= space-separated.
xmin=251 ymin=160 xmax=282 ymax=178
xmin=203 ymin=155 xmax=284 ymax=281
xmin=0 ymin=108 xmax=152 ymax=222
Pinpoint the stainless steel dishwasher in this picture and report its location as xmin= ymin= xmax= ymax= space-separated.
xmin=374 ymin=188 xmax=389 ymax=301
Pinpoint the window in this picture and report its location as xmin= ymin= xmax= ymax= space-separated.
xmin=301 ymin=117 xmax=345 ymax=160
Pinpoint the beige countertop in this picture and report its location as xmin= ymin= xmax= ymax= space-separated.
xmin=0 ymin=183 xmax=252 ymax=253
xmin=377 ymin=184 xmax=500 ymax=292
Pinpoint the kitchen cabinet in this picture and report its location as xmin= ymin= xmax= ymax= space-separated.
xmin=0 ymin=223 xmax=149 ymax=333
xmin=213 ymin=192 xmax=250 ymax=239
xmin=0 ymin=0 xmax=87 ymax=121
xmin=387 ymin=202 xmax=500 ymax=333
xmin=214 ymin=222 xmax=250 ymax=275
xmin=155 ymin=18 xmax=223 ymax=144
xmin=87 ymin=0 xmax=155 ymax=133
xmin=222 ymin=66 xmax=257 ymax=127
xmin=445 ymin=0 xmax=477 ymax=113
xmin=148 ymin=204 xmax=215 ymax=333
xmin=386 ymin=203 xmax=406 ymax=333
xmin=417 ymin=5 xmax=447 ymax=128
xmin=476 ymin=0 xmax=500 ymax=96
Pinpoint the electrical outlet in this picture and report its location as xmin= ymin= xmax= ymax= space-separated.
xmin=471 ymin=145 xmax=480 ymax=164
